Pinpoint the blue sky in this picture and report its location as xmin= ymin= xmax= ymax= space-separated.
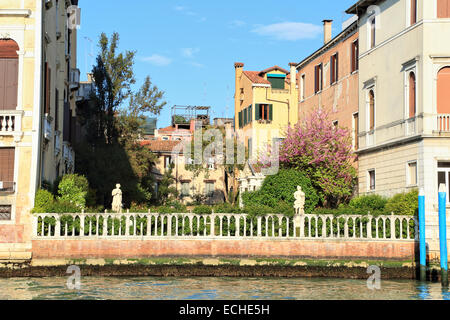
xmin=76 ymin=0 xmax=356 ymax=128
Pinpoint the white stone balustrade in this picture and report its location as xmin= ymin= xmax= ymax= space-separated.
xmin=437 ymin=114 xmax=450 ymax=132
xmin=32 ymin=211 xmax=418 ymax=241
xmin=0 ymin=111 xmax=22 ymax=135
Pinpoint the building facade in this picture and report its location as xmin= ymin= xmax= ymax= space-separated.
xmin=347 ymin=0 xmax=450 ymax=257
xmin=142 ymin=139 xmax=228 ymax=205
xmin=234 ymin=63 xmax=298 ymax=160
xmin=0 ymin=0 xmax=79 ymax=261
xmin=296 ymin=19 xmax=360 ymax=152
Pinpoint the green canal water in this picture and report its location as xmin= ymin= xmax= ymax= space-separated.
xmin=0 ymin=277 xmax=449 ymax=300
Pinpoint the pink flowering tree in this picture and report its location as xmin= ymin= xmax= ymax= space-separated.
xmin=279 ymin=109 xmax=357 ymax=207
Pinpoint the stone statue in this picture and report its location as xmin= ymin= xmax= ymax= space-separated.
xmin=294 ymin=186 xmax=306 ymax=215
xmin=112 ymin=184 xmax=123 ymax=213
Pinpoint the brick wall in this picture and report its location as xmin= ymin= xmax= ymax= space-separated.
xmin=31 ymin=239 xmax=416 ymax=261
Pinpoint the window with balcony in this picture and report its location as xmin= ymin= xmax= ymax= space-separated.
xmin=0 ymin=148 xmax=15 ymax=193
xmin=438 ymin=162 xmax=450 ymax=203
xmin=0 ymin=39 xmax=19 ymax=111
xmin=330 ymin=53 xmax=339 ymax=85
xmin=351 ymin=40 xmax=359 ymax=73
xmin=437 ymin=67 xmax=450 ymax=131
xmin=314 ymin=64 xmax=323 ymax=93
xmin=438 ymin=0 xmax=450 ymax=18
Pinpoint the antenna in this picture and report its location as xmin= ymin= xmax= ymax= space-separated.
xmin=84 ymin=36 xmax=94 ymax=79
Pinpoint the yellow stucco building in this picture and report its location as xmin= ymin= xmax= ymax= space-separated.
xmin=234 ymin=63 xmax=298 ymax=160
xmin=0 ymin=0 xmax=79 ymax=262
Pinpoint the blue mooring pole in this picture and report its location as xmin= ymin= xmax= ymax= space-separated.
xmin=438 ymin=184 xmax=448 ymax=287
xmin=419 ymin=189 xmax=426 ymax=281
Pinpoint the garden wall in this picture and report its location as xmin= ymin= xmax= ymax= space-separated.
xmin=31 ymin=239 xmax=416 ymax=261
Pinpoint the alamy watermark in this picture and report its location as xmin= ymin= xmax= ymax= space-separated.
xmin=66 ymin=265 xmax=81 ymax=290
xmin=367 ymin=265 xmax=381 ymax=290
xmin=67 ymin=5 xmax=81 ymax=30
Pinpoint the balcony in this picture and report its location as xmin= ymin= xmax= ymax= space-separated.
xmin=54 ymin=131 xmax=61 ymax=156
xmin=69 ymin=68 xmax=80 ymax=91
xmin=76 ymin=82 xmax=94 ymax=102
xmin=44 ymin=115 xmax=53 ymax=141
xmin=0 ymin=110 xmax=23 ymax=142
xmin=0 ymin=181 xmax=15 ymax=195
xmin=63 ymin=142 xmax=75 ymax=170
xmin=437 ymin=114 xmax=450 ymax=132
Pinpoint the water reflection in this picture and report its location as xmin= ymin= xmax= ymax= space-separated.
xmin=0 ymin=277 xmax=448 ymax=300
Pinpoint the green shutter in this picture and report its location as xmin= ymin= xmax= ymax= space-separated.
xmin=255 ymin=104 xmax=260 ymax=120
xmin=239 ymin=111 xmax=243 ymax=128
xmin=249 ymin=105 xmax=252 ymax=123
xmin=269 ymin=104 xmax=273 ymax=121
xmin=243 ymin=107 xmax=248 ymax=125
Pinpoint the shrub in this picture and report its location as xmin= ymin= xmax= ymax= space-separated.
xmin=349 ymin=194 xmax=388 ymax=212
xmin=385 ymin=189 xmax=419 ymax=216
xmin=193 ymin=205 xmax=213 ymax=215
xmin=47 ymin=200 xmax=79 ymax=214
xmin=241 ymin=169 xmax=319 ymax=214
xmin=57 ymin=174 xmax=90 ymax=209
xmin=213 ymin=203 xmax=242 ymax=214
xmin=32 ymin=189 xmax=55 ymax=213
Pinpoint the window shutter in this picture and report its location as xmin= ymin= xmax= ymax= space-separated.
xmin=243 ymin=107 xmax=247 ymax=125
xmin=238 ymin=111 xmax=242 ymax=128
xmin=55 ymin=89 xmax=59 ymax=131
xmin=0 ymin=148 xmax=15 ymax=184
xmin=269 ymin=104 xmax=273 ymax=121
xmin=336 ymin=53 xmax=339 ymax=82
xmin=249 ymin=105 xmax=252 ymax=123
xmin=255 ymin=104 xmax=260 ymax=120
xmin=45 ymin=63 xmax=51 ymax=114
xmin=314 ymin=66 xmax=319 ymax=93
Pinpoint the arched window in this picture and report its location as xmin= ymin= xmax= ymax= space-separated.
xmin=409 ymin=72 xmax=416 ymax=118
xmin=438 ymin=67 xmax=450 ymax=114
xmin=0 ymin=39 xmax=19 ymax=111
xmin=369 ymin=90 xmax=375 ymax=131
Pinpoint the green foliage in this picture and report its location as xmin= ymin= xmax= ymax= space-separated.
xmin=157 ymin=164 xmax=178 ymax=205
xmin=385 ymin=189 xmax=419 ymax=216
xmin=32 ymin=189 xmax=55 ymax=213
xmin=57 ymin=174 xmax=90 ymax=209
xmin=241 ymin=169 xmax=319 ymax=214
xmin=193 ymin=205 xmax=213 ymax=215
xmin=213 ymin=203 xmax=242 ymax=214
xmin=349 ymin=194 xmax=388 ymax=212
xmin=75 ymin=32 xmax=166 ymax=208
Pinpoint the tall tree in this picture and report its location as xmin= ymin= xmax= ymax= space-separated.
xmin=75 ymin=32 xmax=166 ymax=208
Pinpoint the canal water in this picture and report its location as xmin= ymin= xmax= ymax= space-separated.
xmin=0 ymin=277 xmax=449 ymax=300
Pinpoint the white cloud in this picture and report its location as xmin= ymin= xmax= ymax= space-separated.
xmin=141 ymin=54 xmax=172 ymax=67
xmin=230 ymin=20 xmax=246 ymax=28
xmin=252 ymin=22 xmax=322 ymax=41
xmin=174 ymin=5 xmax=186 ymax=11
xmin=181 ymin=48 xmax=200 ymax=58
xmin=188 ymin=61 xmax=205 ymax=68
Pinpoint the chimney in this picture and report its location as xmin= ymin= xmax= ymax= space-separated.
xmin=289 ymin=63 xmax=297 ymax=93
xmin=323 ymin=20 xmax=333 ymax=44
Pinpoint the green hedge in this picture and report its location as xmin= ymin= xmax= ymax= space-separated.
xmin=241 ymin=169 xmax=319 ymax=214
